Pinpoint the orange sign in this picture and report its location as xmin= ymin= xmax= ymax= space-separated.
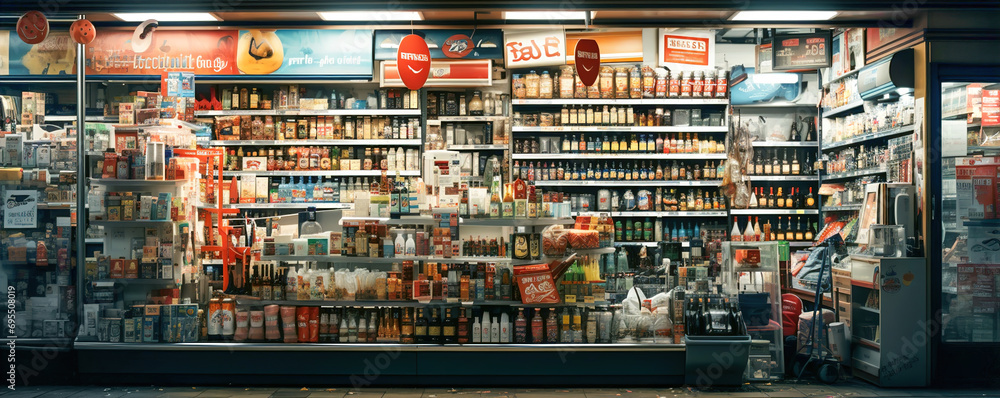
xmin=396 ymin=34 xmax=431 ymax=90
xmin=566 ymin=30 xmax=642 ymax=63
xmin=574 ymin=39 xmax=600 ymax=86
xmin=85 ymin=30 xmax=238 ymax=75
xmin=662 ymin=34 xmax=711 ymax=66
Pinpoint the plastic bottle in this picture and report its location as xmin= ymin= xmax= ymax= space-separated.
xmin=500 ymin=312 xmax=511 ymax=343
xmin=482 ymin=313 xmax=492 ymax=343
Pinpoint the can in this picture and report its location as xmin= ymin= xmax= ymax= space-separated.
xmin=208 ymin=298 xmax=221 ymax=339
xmin=221 ymin=298 xmax=235 ymax=338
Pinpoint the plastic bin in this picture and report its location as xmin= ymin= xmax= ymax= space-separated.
xmin=684 ymin=334 xmax=752 ymax=387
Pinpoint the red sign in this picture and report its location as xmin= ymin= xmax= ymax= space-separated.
xmin=662 ymin=34 xmax=711 ymax=66
xmin=85 ymin=30 xmax=238 ymax=75
xmin=982 ymin=89 xmax=1000 ymax=127
xmin=574 ymin=39 xmax=600 ymax=86
xmin=382 ymin=59 xmax=492 ymax=88
xmin=958 ymin=264 xmax=1000 ymax=313
xmin=396 ymin=34 xmax=431 ymax=90
xmin=513 ymin=264 xmax=560 ymax=304
xmin=442 ymin=34 xmax=474 ymax=59
xmin=504 ymin=30 xmax=567 ymax=68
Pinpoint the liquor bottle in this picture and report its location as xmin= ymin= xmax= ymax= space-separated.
xmin=776 ymin=217 xmax=786 ymax=241
xmin=791 ymin=151 xmax=801 ymax=175
xmin=794 ymin=217 xmax=805 ymax=241
xmin=776 ymin=188 xmax=785 ymax=208
xmin=414 ymin=308 xmax=427 ymax=343
xmin=730 ymin=219 xmax=743 ymax=242
xmin=261 ymin=264 xmax=272 ymax=300
xmin=792 ymin=188 xmax=801 ymax=208
xmin=763 ymin=150 xmax=773 ymax=175
xmin=400 ymin=308 xmax=414 ymax=343
xmin=754 ymin=217 xmax=762 ymax=242
xmin=758 ymin=187 xmax=768 ymax=208
xmin=805 ymin=221 xmax=816 ymax=241
xmin=546 ymin=308 xmax=559 ymax=343
xmin=457 ymin=307 xmax=470 ymax=344
xmin=805 ymin=187 xmax=816 ymax=208
xmin=771 ymin=151 xmax=780 ymax=175
xmin=442 ymin=307 xmax=457 ymax=344
xmin=357 ymin=310 xmax=368 ymax=342
xmin=749 ymin=187 xmax=758 ymax=208
xmin=427 ymin=307 xmax=442 ymax=344
xmin=250 ymin=265 xmax=261 ymax=298
xmin=766 ymin=187 xmax=775 ymax=208
xmin=743 ymin=216 xmax=755 ymax=242
xmin=781 ymin=149 xmax=791 ymax=175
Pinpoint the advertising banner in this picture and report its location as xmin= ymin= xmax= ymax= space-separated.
xmin=566 ymin=30 xmax=642 ymax=63
xmin=85 ymin=30 xmax=238 ymax=75
xmin=504 ymin=29 xmax=566 ymax=69
xmin=236 ymin=29 xmax=372 ymax=76
xmin=374 ymin=29 xmax=503 ymax=60
xmin=659 ymin=29 xmax=714 ymax=69
xmin=381 ymin=59 xmax=492 ymax=88
xmin=396 ymin=34 xmax=431 ymax=90
xmin=4 ymin=31 xmax=75 ymax=75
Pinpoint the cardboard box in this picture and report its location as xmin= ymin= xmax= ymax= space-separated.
xmin=143 ymin=305 xmax=161 ymax=342
xmin=110 ymin=259 xmax=125 ymax=279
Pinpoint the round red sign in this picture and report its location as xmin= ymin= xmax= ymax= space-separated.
xmin=16 ymin=11 xmax=49 ymax=45
xmin=397 ymin=34 xmax=431 ymax=90
xmin=442 ymin=34 xmax=475 ymax=59
xmin=574 ymin=39 xmax=601 ymax=86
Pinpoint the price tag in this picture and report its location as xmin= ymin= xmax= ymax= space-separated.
xmin=565 ymin=295 xmax=577 ymax=304
xmin=584 ymin=296 xmax=595 ymax=304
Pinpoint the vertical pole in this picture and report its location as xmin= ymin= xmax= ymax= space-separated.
xmin=75 ymin=15 xmax=87 ymax=331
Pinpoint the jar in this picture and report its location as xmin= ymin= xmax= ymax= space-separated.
xmin=512 ymin=74 xmax=527 ymax=98
xmin=715 ymin=69 xmax=728 ymax=98
xmin=614 ymin=67 xmax=629 ymax=99
xmin=599 ymin=67 xmax=615 ymax=98
xmin=680 ymin=71 xmax=693 ymax=97
xmin=468 ymin=91 xmax=484 ymax=116
xmin=668 ymin=70 xmax=680 ymax=97
xmin=655 ymin=68 xmax=668 ymax=98
xmin=539 ymin=71 xmax=553 ymax=99
xmin=560 ymin=66 xmax=575 ymax=98
xmin=692 ymin=71 xmax=704 ymax=97
xmin=629 ymin=66 xmax=642 ymax=99
xmin=575 ymin=74 xmax=587 ymax=98
xmin=525 ymin=71 xmax=540 ymax=99
xmin=702 ymin=70 xmax=716 ymax=97
xmin=642 ymin=66 xmax=656 ymax=98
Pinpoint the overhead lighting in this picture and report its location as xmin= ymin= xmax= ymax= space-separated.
xmin=113 ymin=12 xmax=220 ymax=22
xmin=731 ymin=11 xmax=838 ymax=21
xmin=751 ymin=72 xmax=800 ymax=84
xmin=504 ymin=11 xmax=588 ymax=20
xmin=318 ymin=11 xmax=422 ymax=21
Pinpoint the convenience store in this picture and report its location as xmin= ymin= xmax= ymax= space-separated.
xmin=1 ymin=0 xmax=999 ymax=388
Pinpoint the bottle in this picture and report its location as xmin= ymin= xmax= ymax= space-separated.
xmin=414 ymin=308 xmax=428 ymax=343
xmin=781 ymin=149 xmax=791 ymax=175
xmin=442 ymin=307 xmax=457 ymax=344
xmin=791 ymin=151 xmax=801 ymax=175
xmin=500 ymin=312 xmax=511 ymax=343
xmin=771 ymin=151 xmax=781 ymax=175
xmin=776 ymin=188 xmax=786 ymax=208
xmin=805 ymin=187 xmax=816 ymax=208
xmin=767 ymin=187 xmax=776 ymax=208
xmin=795 ymin=217 xmax=806 ymax=241
xmin=731 ymin=219 xmax=743 ymax=242
xmin=546 ymin=308 xmax=559 ymax=343
xmin=743 ymin=216 xmax=755 ymax=242
xmin=530 ymin=309 xmax=544 ymax=344
xmin=763 ymin=150 xmax=773 ymax=175
xmin=749 ymin=188 xmax=758 ymax=208
xmin=754 ymin=217 xmax=762 ymax=242
xmin=805 ymin=222 xmax=816 ymax=241
xmin=457 ymin=308 xmax=470 ymax=344
xmin=404 ymin=234 xmax=416 ymax=256
xmin=469 ymin=91 xmax=484 ymax=116
xmin=514 ymin=308 xmax=528 ymax=343
xmin=472 ymin=316 xmax=482 ymax=343
xmin=481 ymin=312 xmax=492 ymax=343
xmin=491 ymin=316 xmax=500 ymax=343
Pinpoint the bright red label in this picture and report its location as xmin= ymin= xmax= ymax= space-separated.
xmin=397 ymin=34 xmax=431 ymax=90
xmin=442 ymin=34 xmax=474 ymax=59
xmin=574 ymin=39 xmax=600 ymax=86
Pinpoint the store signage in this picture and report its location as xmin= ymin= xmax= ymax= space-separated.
xmin=237 ymin=29 xmax=373 ymax=76
xmin=2 ymin=31 xmax=75 ymax=75
xmin=504 ymin=29 xmax=566 ymax=69
xmin=566 ymin=30 xmax=642 ymax=63
xmin=381 ymin=59 xmax=492 ymax=88
xmin=574 ymin=39 xmax=600 ymax=86
xmin=659 ymin=29 xmax=714 ymax=69
xmin=982 ymin=89 xmax=1000 ymax=127
xmin=4 ymin=190 xmax=37 ymax=229
xmin=957 ymin=263 xmax=1000 ymax=313
xmin=84 ymin=30 xmax=238 ymax=75
xmin=396 ymin=34 xmax=431 ymax=90
xmin=374 ymin=29 xmax=503 ymax=60
xmin=772 ymin=32 xmax=831 ymax=70
xmin=755 ymin=43 xmax=773 ymax=74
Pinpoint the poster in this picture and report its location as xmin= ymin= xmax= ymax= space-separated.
xmin=755 ymin=43 xmax=772 ymax=74
xmin=566 ymin=30 xmax=642 ymax=63
xmin=0 ymin=31 xmax=8 ymax=75
xmin=237 ymin=29 xmax=372 ymax=76
xmin=4 ymin=31 xmax=75 ymax=75
xmin=374 ymin=29 xmax=503 ymax=60
xmin=85 ymin=30 xmax=237 ymax=75
xmin=957 ymin=264 xmax=1000 ymax=314
xmin=658 ymin=29 xmax=714 ymax=69
xmin=4 ymin=190 xmax=38 ymax=229
xmin=982 ymin=89 xmax=1000 ymax=127
xmin=773 ymin=32 xmax=831 ymax=70
xmin=504 ymin=29 xmax=566 ymax=69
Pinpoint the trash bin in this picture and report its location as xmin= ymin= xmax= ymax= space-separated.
xmin=684 ymin=334 xmax=752 ymax=387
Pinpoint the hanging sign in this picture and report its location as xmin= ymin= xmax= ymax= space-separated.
xmin=504 ymin=29 xmax=566 ymax=69
xmin=659 ymin=29 xmax=714 ymax=69
xmin=381 ymin=59 xmax=492 ymax=88
xmin=374 ymin=29 xmax=502 ymax=60
xmin=574 ymin=39 xmax=600 ymax=86
xmin=237 ymin=29 xmax=372 ymax=76
xmin=85 ymin=30 xmax=238 ymax=75
xmin=396 ymin=34 xmax=431 ymax=90
xmin=772 ymin=32 xmax=832 ymax=71
xmin=566 ymin=31 xmax=642 ymax=63
xmin=4 ymin=190 xmax=38 ymax=229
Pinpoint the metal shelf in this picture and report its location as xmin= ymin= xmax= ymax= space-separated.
xmin=209 ymin=139 xmax=421 ymax=146
xmin=573 ymin=211 xmax=727 ymax=217
xmin=222 ymin=170 xmax=420 ymax=177
xmin=822 ymin=168 xmax=887 ymax=181
xmin=436 ymin=116 xmax=508 ymax=122
xmin=88 ymin=220 xmax=173 ymax=227
xmin=89 ymin=178 xmax=187 ymax=186
xmin=461 ymin=217 xmax=574 ymax=227
xmin=821 ymin=204 xmax=862 ymax=212
xmin=511 ymin=98 xmax=729 ymax=106
xmin=226 ymin=203 xmax=353 ymax=210
xmin=85 ymin=238 xmax=104 ymax=244
xmin=447 ymin=145 xmax=508 ymax=150
xmin=821 ymin=101 xmax=865 ymax=119
xmin=73 ymin=341 xmax=683 ymax=352
xmin=730 ymin=209 xmax=819 ymax=215
xmin=532 ymin=180 xmax=721 ymax=187
xmin=751 ymin=141 xmax=818 ymax=147
xmin=194 ymin=109 xmax=420 ymax=117
xmin=615 ymin=241 xmax=691 ymax=248
xmin=91 ymin=279 xmax=176 ymax=285
xmin=511 ymin=153 xmax=726 ymax=160
xmin=512 ymin=125 xmax=728 ymax=133
xmin=732 ymin=101 xmax=818 ymax=108
xmin=820 ymin=125 xmax=916 ymax=151
xmin=259 ymin=255 xmax=515 ymax=264
xmin=746 ymin=175 xmax=819 ymax=182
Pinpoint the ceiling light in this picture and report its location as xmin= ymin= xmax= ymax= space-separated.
xmin=113 ymin=13 xmax=220 ymax=22
xmin=731 ymin=11 xmax=838 ymax=21
xmin=751 ymin=73 xmax=800 ymax=84
xmin=318 ymin=11 xmax=422 ymax=21
xmin=504 ymin=11 xmax=588 ymax=20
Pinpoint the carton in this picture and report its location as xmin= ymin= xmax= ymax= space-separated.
xmin=143 ymin=305 xmax=161 ymax=342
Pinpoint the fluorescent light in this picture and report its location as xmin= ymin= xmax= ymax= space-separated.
xmin=113 ymin=13 xmax=220 ymax=22
xmin=751 ymin=73 xmax=800 ymax=84
xmin=318 ymin=11 xmax=422 ymax=21
xmin=504 ymin=11 xmax=588 ymax=20
xmin=731 ymin=11 xmax=838 ymax=21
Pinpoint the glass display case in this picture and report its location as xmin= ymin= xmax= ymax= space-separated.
xmin=720 ymin=241 xmax=784 ymax=380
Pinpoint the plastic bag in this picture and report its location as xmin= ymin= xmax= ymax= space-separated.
xmin=623 ymin=286 xmax=647 ymax=315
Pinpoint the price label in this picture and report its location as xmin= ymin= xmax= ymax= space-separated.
xmin=565 ymin=295 xmax=577 ymax=304
xmin=584 ymin=296 xmax=596 ymax=304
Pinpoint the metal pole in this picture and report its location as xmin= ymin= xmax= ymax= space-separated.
xmin=75 ymin=15 xmax=87 ymax=336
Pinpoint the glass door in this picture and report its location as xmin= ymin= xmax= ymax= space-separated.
xmin=931 ymin=65 xmax=1000 ymax=382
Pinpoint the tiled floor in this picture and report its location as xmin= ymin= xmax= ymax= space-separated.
xmin=1 ymin=382 xmax=998 ymax=398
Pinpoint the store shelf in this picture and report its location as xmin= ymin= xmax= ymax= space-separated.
xmin=573 ymin=211 xmax=728 ymax=218
xmin=751 ymin=141 xmax=818 ymax=147
xmin=732 ymin=101 xmax=818 ymax=108
xmin=824 ymin=68 xmax=862 ymax=85
xmin=823 ymin=168 xmax=887 ymax=181
xmin=821 ymin=204 xmax=863 ymax=212
xmin=209 ymin=139 xmax=422 ymax=146
xmin=511 ymin=153 xmax=726 ymax=160
xmin=746 ymin=175 xmax=819 ymax=182
xmin=226 ymin=203 xmax=353 ymax=210
xmin=259 ymin=255 xmax=515 ymax=264
xmin=447 ymin=145 xmax=508 ymax=150
xmin=942 ymin=110 xmax=971 ymax=120
xmin=854 ymin=337 xmax=881 ymax=350
xmin=194 ymin=109 xmax=421 ymax=117
xmin=44 ymin=115 xmax=117 ymax=122
xmin=89 ymin=178 xmax=187 ymax=186
xmin=730 ymin=209 xmax=819 ymax=215
xmin=615 ymin=241 xmax=691 ymax=248
xmin=461 ymin=217 xmax=574 ymax=227
xmin=38 ymin=202 xmax=76 ymax=209
xmin=512 ymin=125 xmax=728 ymax=133
xmin=511 ymin=98 xmax=730 ymax=106
xmin=88 ymin=220 xmax=174 ymax=227
xmin=820 ymin=125 xmax=916 ymax=151
xmin=570 ymin=247 xmax=617 ymax=255
xmin=532 ymin=180 xmax=721 ymax=187
xmin=222 ymin=170 xmax=420 ymax=177
xmin=91 ymin=279 xmax=176 ymax=285
xmin=436 ymin=116 xmax=507 ymax=122
xmin=85 ymin=238 xmax=104 ymax=244
xmin=857 ymin=306 xmax=880 ymax=315
xmin=787 ymin=241 xmax=815 ymax=247
xmin=383 ymin=215 xmax=437 ymax=225
xmin=821 ymin=101 xmax=865 ymax=119
xmin=74 ymin=341 xmax=683 ymax=352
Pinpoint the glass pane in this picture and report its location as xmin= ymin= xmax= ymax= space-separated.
xmin=940 ymin=81 xmax=1000 ymax=342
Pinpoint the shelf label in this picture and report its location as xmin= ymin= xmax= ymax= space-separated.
xmin=3 ymin=190 xmax=37 ymax=229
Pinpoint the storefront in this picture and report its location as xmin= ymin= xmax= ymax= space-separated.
xmin=1 ymin=1 xmax=997 ymax=388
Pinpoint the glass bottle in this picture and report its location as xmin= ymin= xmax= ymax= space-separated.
xmin=469 ymin=91 xmax=484 ymax=116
